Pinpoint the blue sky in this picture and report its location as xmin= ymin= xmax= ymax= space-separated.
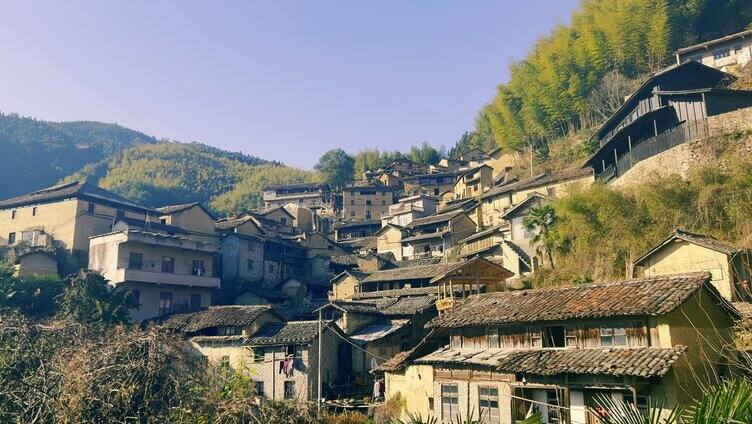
xmin=0 ymin=1 xmax=578 ymax=168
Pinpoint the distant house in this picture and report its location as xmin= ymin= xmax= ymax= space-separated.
xmin=384 ymin=273 xmax=739 ymax=422
xmin=13 ymin=250 xmax=58 ymax=277
xmin=356 ymin=262 xmax=467 ymax=294
xmin=676 ymin=29 xmax=752 ymax=72
xmin=457 ymin=148 xmax=487 ymax=162
xmin=583 ymin=61 xmax=752 ymax=181
xmin=375 ymin=224 xmax=406 ymax=261
xmin=0 ymin=181 xmax=158 ymax=252
xmin=214 ymin=213 xmax=265 ymax=237
xmin=480 ymin=147 xmax=518 ymax=179
xmin=156 ymin=202 xmax=218 ymax=243
xmin=262 ymin=183 xmax=331 ymax=209
xmin=381 ymin=159 xmax=430 ymax=177
xmin=333 ymin=219 xmax=382 ymax=242
xmin=380 ymin=194 xmax=438 ymax=227
xmin=437 ymin=158 xmax=468 ymax=172
xmin=403 ymin=172 xmax=459 ymax=197
xmin=633 ymin=229 xmax=752 ymax=302
xmin=374 ymin=171 xmax=403 ymax=188
xmin=258 ymin=205 xmax=297 ymax=234
xmin=341 ymin=185 xmax=399 ymax=221
xmin=401 ymin=210 xmax=476 ymax=260
xmin=452 ymin=165 xmax=494 ymax=200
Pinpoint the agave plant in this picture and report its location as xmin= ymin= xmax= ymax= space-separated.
xmin=591 ymin=393 xmax=681 ymax=424
xmin=395 ymin=412 xmax=439 ymax=424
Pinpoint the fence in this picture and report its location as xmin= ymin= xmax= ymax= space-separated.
xmin=614 ymin=119 xmax=708 ymax=178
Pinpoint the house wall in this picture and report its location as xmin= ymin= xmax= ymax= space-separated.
xmin=677 ymin=37 xmax=752 ymax=70
xmin=432 ymin=370 xmax=513 ymax=423
xmin=453 ymin=167 xmax=493 ymax=200
xmin=376 ymin=226 xmax=404 ymax=261
xmin=342 ymin=188 xmax=397 ymax=221
xmin=123 ymin=280 xmax=213 ymax=322
xmin=161 ymin=206 xmax=217 ymax=241
xmin=220 ymin=235 xmax=265 ymax=283
xmin=510 ymin=175 xmax=593 ymax=205
xmin=263 ymin=208 xmax=295 ymax=231
xmin=284 ymin=204 xmax=315 ymax=233
xmin=639 ymin=241 xmax=736 ymax=300
xmin=449 ymin=215 xmax=478 ymax=247
xmin=480 ymin=193 xmax=513 ymax=228
xmin=299 ymin=232 xmax=348 ymax=258
xmin=385 ymin=365 xmax=435 ymax=421
xmin=330 ymin=274 xmax=359 ymax=300
xmin=14 ymin=253 xmax=58 ymax=277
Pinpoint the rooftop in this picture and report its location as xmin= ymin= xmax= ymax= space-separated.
xmin=150 ymin=305 xmax=274 ymax=333
xmin=634 ymin=229 xmax=745 ymax=265
xmin=404 ymin=210 xmax=465 ymax=229
xmin=675 ymin=29 xmax=752 ymax=55
xmin=156 ymin=202 xmax=216 ymax=219
xmin=247 ymin=320 xmax=322 ymax=346
xmin=263 ymin=182 xmax=328 ymax=192
xmin=360 ymin=261 xmax=465 ymax=284
xmin=427 ymin=272 xmax=718 ymax=329
xmin=0 ymin=181 xmax=154 ymax=213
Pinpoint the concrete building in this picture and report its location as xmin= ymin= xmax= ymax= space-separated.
xmin=263 ymin=183 xmax=331 ymax=209
xmin=676 ymin=29 xmax=752 ymax=72
xmin=384 ymin=273 xmax=739 ymax=423
xmin=381 ymin=194 xmax=438 ymax=227
xmin=88 ymin=218 xmax=221 ymax=322
xmin=341 ymin=185 xmax=399 ymax=221
xmin=401 ymin=211 xmax=476 ymax=260
xmin=0 ymin=181 xmax=158 ymax=253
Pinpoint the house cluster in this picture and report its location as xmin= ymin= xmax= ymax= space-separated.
xmin=1 ymin=29 xmax=752 ymax=422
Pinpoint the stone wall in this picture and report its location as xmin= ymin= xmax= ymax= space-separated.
xmin=612 ymin=107 xmax=752 ymax=188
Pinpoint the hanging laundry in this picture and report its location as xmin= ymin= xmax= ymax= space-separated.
xmin=370 ymin=356 xmax=379 ymax=372
xmin=282 ymin=357 xmax=294 ymax=377
xmin=279 ymin=359 xmax=285 ymax=375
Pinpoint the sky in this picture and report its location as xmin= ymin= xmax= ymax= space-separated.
xmin=0 ymin=1 xmax=578 ymax=169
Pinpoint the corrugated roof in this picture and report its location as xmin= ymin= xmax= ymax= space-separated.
xmin=427 ymin=273 xmax=714 ymax=329
xmin=0 ymin=181 xmax=154 ymax=212
xmin=415 ymin=346 xmax=686 ymax=378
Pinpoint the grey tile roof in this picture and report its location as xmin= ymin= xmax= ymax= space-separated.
xmin=333 ymin=219 xmax=382 ymax=230
xmin=247 ymin=320 xmax=321 ymax=346
xmin=0 ymin=181 xmax=154 ymax=212
xmin=401 ymin=231 xmax=448 ymax=243
xmin=377 ymin=296 xmax=437 ymax=316
xmin=405 ymin=210 xmax=465 ymax=229
xmin=263 ymin=182 xmax=328 ymax=191
xmin=393 ymin=257 xmax=443 ymax=268
xmin=360 ymin=262 xmax=465 ymax=284
xmin=156 ymin=202 xmax=215 ymax=219
xmin=427 ymin=273 xmax=713 ymax=329
xmin=153 ymin=305 xmax=274 ymax=333
xmin=351 ymin=286 xmax=440 ymax=299
xmin=415 ymin=346 xmax=687 ymax=378
xmin=215 ymin=214 xmax=259 ymax=231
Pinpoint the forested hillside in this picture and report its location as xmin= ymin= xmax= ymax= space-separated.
xmin=0 ymin=113 xmax=158 ymax=199
xmin=64 ymin=142 xmax=317 ymax=214
xmin=470 ymin=0 xmax=752 ymax=156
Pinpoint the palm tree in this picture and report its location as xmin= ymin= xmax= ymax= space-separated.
xmin=523 ymin=204 xmax=558 ymax=269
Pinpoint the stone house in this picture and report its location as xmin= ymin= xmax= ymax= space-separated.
xmin=403 ymin=172 xmax=459 ymax=197
xmin=401 ymin=210 xmax=476 ymax=260
xmin=0 ymin=181 xmax=158 ymax=253
xmin=214 ymin=214 xmax=265 ymax=237
xmin=633 ymin=229 xmax=752 ymax=302
xmin=258 ymin=205 xmax=296 ymax=233
xmin=375 ymin=224 xmax=406 ymax=261
xmin=296 ymin=231 xmax=349 ymax=258
xmin=13 ymin=250 xmax=59 ymax=277
xmin=583 ymin=61 xmax=752 ymax=182
xmin=329 ymin=269 xmax=371 ymax=301
xmin=384 ymin=273 xmax=739 ymax=423
xmin=88 ymin=218 xmax=221 ymax=322
xmin=156 ymin=202 xmax=218 ymax=243
xmin=458 ymin=148 xmax=487 ymax=162
xmin=452 ymin=165 xmax=494 ymax=200
xmin=282 ymin=203 xmax=317 ymax=233
xmin=381 ymin=159 xmax=431 ymax=177
xmin=262 ymin=183 xmax=331 ymax=209
xmin=374 ymin=171 xmax=403 ymax=188
xmin=381 ymin=194 xmax=438 ymax=227
xmin=675 ymin=29 xmax=752 ymax=72
xmin=341 ymin=185 xmax=399 ymax=221
xmin=438 ymin=158 xmax=469 ymax=172
xmin=479 ymin=148 xmax=518 ymax=179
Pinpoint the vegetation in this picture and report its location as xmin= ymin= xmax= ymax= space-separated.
xmin=315 ymin=148 xmax=356 ymax=189
xmin=528 ymin=135 xmax=752 ymax=287
xmin=474 ymin=0 xmax=752 ymax=157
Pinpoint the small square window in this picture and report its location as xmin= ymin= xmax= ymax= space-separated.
xmin=7 ymin=232 xmax=16 ymax=244
xmin=11 ymin=210 xmax=16 ymax=219
xmin=32 ymin=207 xmax=37 ymax=216
xmin=189 ymin=293 xmax=202 ymax=310
xmin=88 ymin=203 xmax=95 ymax=214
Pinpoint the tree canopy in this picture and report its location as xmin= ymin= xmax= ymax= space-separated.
xmin=314 ymin=148 xmax=355 ymax=189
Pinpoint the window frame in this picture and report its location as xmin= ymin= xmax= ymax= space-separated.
xmin=161 ymin=256 xmax=175 ymax=273
xmin=600 ymin=324 xmax=628 ymax=347
xmin=440 ymin=384 xmax=459 ymax=421
xmin=7 ymin=232 xmax=16 ymax=244
xmin=478 ymin=386 xmax=500 ymax=424
xmin=128 ymin=252 xmax=144 ymax=270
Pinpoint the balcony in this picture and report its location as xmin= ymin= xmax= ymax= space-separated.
xmin=112 ymin=268 xmax=220 ymax=288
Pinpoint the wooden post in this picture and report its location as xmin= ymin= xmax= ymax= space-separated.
xmin=272 ymin=349 xmax=276 ymax=400
xmin=317 ymin=309 xmax=322 ymax=415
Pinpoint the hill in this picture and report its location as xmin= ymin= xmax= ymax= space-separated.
xmin=0 ymin=113 xmax=158 ymax=199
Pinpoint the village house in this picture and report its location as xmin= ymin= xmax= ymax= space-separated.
xmin=633 ymin=229 xmax=752 ymax=302
xmin=403 ymin=172 xmax=459 ymax=197
xmin=373 ymin=170 xmax=403 ymax=188
xmin=0 ymin=181 xmax=159 ymax=253
xmin=438 ymin=158 xmax=469 ymax=172
xmin=381 ymin=194 xmax=438 ymax=227
xmin=168 ymin=306 xmax=351 ymax=402
xmin=353 ymin=261 xmax=466 ymax=294
xmin=296 ymin=231 xmax=349 ymax=258
xmin=455 ymin=226 xmax=534 ymax=283
xmin=452 ymin=165 xmax=494 ymax=200
xmin=12 ymin=250 xmax=59 ymax=277
xmin=381 ymin=159 xmax=431 ymax=177
xmin=333 ymin=219 xmax=381 ymax=242
xmin=282 ymin=203 xmax=317 ymax=234
xmin=157 ymin=202 xmax=219 ymax=243
xmin=675 ymin=29 xmax=752 ymax=72
xmin=263 ymin=183 xmax=332 ymax=209
xmin=457 ymin=148 xmax=487 ymax=162
xmin=478 ymin=148 xmax=518 ymax=179
xmin=341 ymin=185 xmax=399 ymax=221
xmin=583 ymin=61 xmax=752 ymax=182
xmin=431 ymin=256 xmax=515 ymax=313
xmin=375 ymin=224 xmax=406 ymax=261
xmin=88 ymin=217 xmax=221 ymax=322
xmin=384 ymin=273 xmax=739 ymax=423
xmin=214 ymin=213 xmax=265 ymax=237
xmin=258 ymin=205 xmax=297 ymax=234
xmin=401 ymin=210 xmax=476 ymax=260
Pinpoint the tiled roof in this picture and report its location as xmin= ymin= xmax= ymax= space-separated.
xmin=263 ymin=182 xmax=328 ymax=191
xmin=351 ymin=286 xmax=439 ymax=299
xmin=152 ymin=305 xmax=274 ymax=333
xmin=114 ymin=216 xmax=186 ymax=235
xmin=675 ymin=29 xmax=752 ymax=54
xmin=247 ymin=320 xmax=321 ymax=346
xmin=156 ymin=202 xmax=215 ymax=219
xmin=415 ymin=346 xmax=687 ymax=378
xmin=427 ymin=273 xmax=713 ymax=329
xmin=0 ymin=181 xmax=154 ymax=212
xmin=333 ymin=219 xmax=382 ymax=230
xmin=634 ymin=229 xmax=744 ymax=265
xmin=330 ymin=300 xmax=382 ymax=315
xmin=501 ymin=193 xmax=549 ymax=219
xmin=401 ymin=231 xmax=448 ymax=243
xmin=481 ymin=168 xmax=592 ymax=200
xmin=460 ymin=225 xmax=504 ymax=245
xmin=215 ymin=214 xmax=259 ymax=231
xmin=393 ymin=257 xmax=443 ymax=268
xmin=350 ymin=319 xmax=410 ymax=343
xmin=438 ymin=198 xmax=478 ymax=214
xmin=405 ymin=210 xmax=465 ymax=229
xmin=377 ymin=296 xmax=437 ymax=316
xmin=360 ymin=262 xmax=465 ymax=284
xmin=329 ymin=255 xmax=359 ymax=266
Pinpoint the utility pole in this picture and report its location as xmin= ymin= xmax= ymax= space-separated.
xmin=317 ymin=308 xmax=323 ymax=416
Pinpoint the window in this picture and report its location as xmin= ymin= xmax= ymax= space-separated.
xmin=161 ymin=257 xmax=175 ymax=273
xmin=128 ymin=252 xmax=143 ymax=270
xmin=247 ymin=260 xmax=254 ymax=271
xmin=350 ymin=200 xmax=355 ymax=205
xmin=88 ymin=203 xmax=95 ymax=214
xmin=488 ymin=329 xmax=500 ymax=348
xmin=280 ymin=217 xmax=287 ymax=226
xmin=600 ymin=326 xmax=627 ymax=347
xmin=366 ymin=210 xmax=372 ymax=220
xmin=350 ymin=211 xmax=355 ymax=217
xmin=158 ymin=292 xmax=173 ymax=315
xmin=7 ymin=232 xmax=16 ymax=244
xmin=160 ymin=218 xmax=167 ymax=225
xmin=440 ymin=384 xmax=459 ymax=421
xmin=253 ymin=348 xmax=264 ymax=363
xmin=222 ymin=326 xmax=240 ymax=335
xmin=713 ymin=48 xmax=731 ymax=60
xmin=544 ymin=326 xmax=565 ymax=348
xmin=21 ymin=230 xmax=34 ymax=244
xmin=284 ymin=381 xmax=296 ymax=399
xmin=189 ymin=293 xmax=202 ymax=310
xmin=32 ymin=207 xmax=37 ymax=216
xmin=565 ymin=328 xmax=578 ymax=348
xmin=116 ymin=210 xmax=125 ymax=219
xmin=365 ymin=199 xmax=372 ymax=206
xmin=254 ymin=381 xmax=265 ymax=397
xmin=479 ymin=387 xmax=500 ymax=424
xmin=546 ymin=390 xmax=564 ymax=424
xmin=622 ymin=394 xmax=649 ymax=415
xmin=192 ymin=260 xmax=205 ymax=276
xmin=131 ymin=289 xmax=140 ymax=310
xmin=381 ymin=200 xmax=386 ymax=205
xmin=434 ymin=188 xmax=440 ymax=195
xmin=286 ymin=345 xmax=296 ymax=356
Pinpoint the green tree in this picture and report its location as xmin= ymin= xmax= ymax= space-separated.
xmin=57 ymin=271 xmax=137 ymax=325
xmin=523 ymin=204 xmax=560 ymax=269
xmin=0 ymin=263 xmax=63 ymax=318
xmin=314 ymin=148 xmax=355 ymax=189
